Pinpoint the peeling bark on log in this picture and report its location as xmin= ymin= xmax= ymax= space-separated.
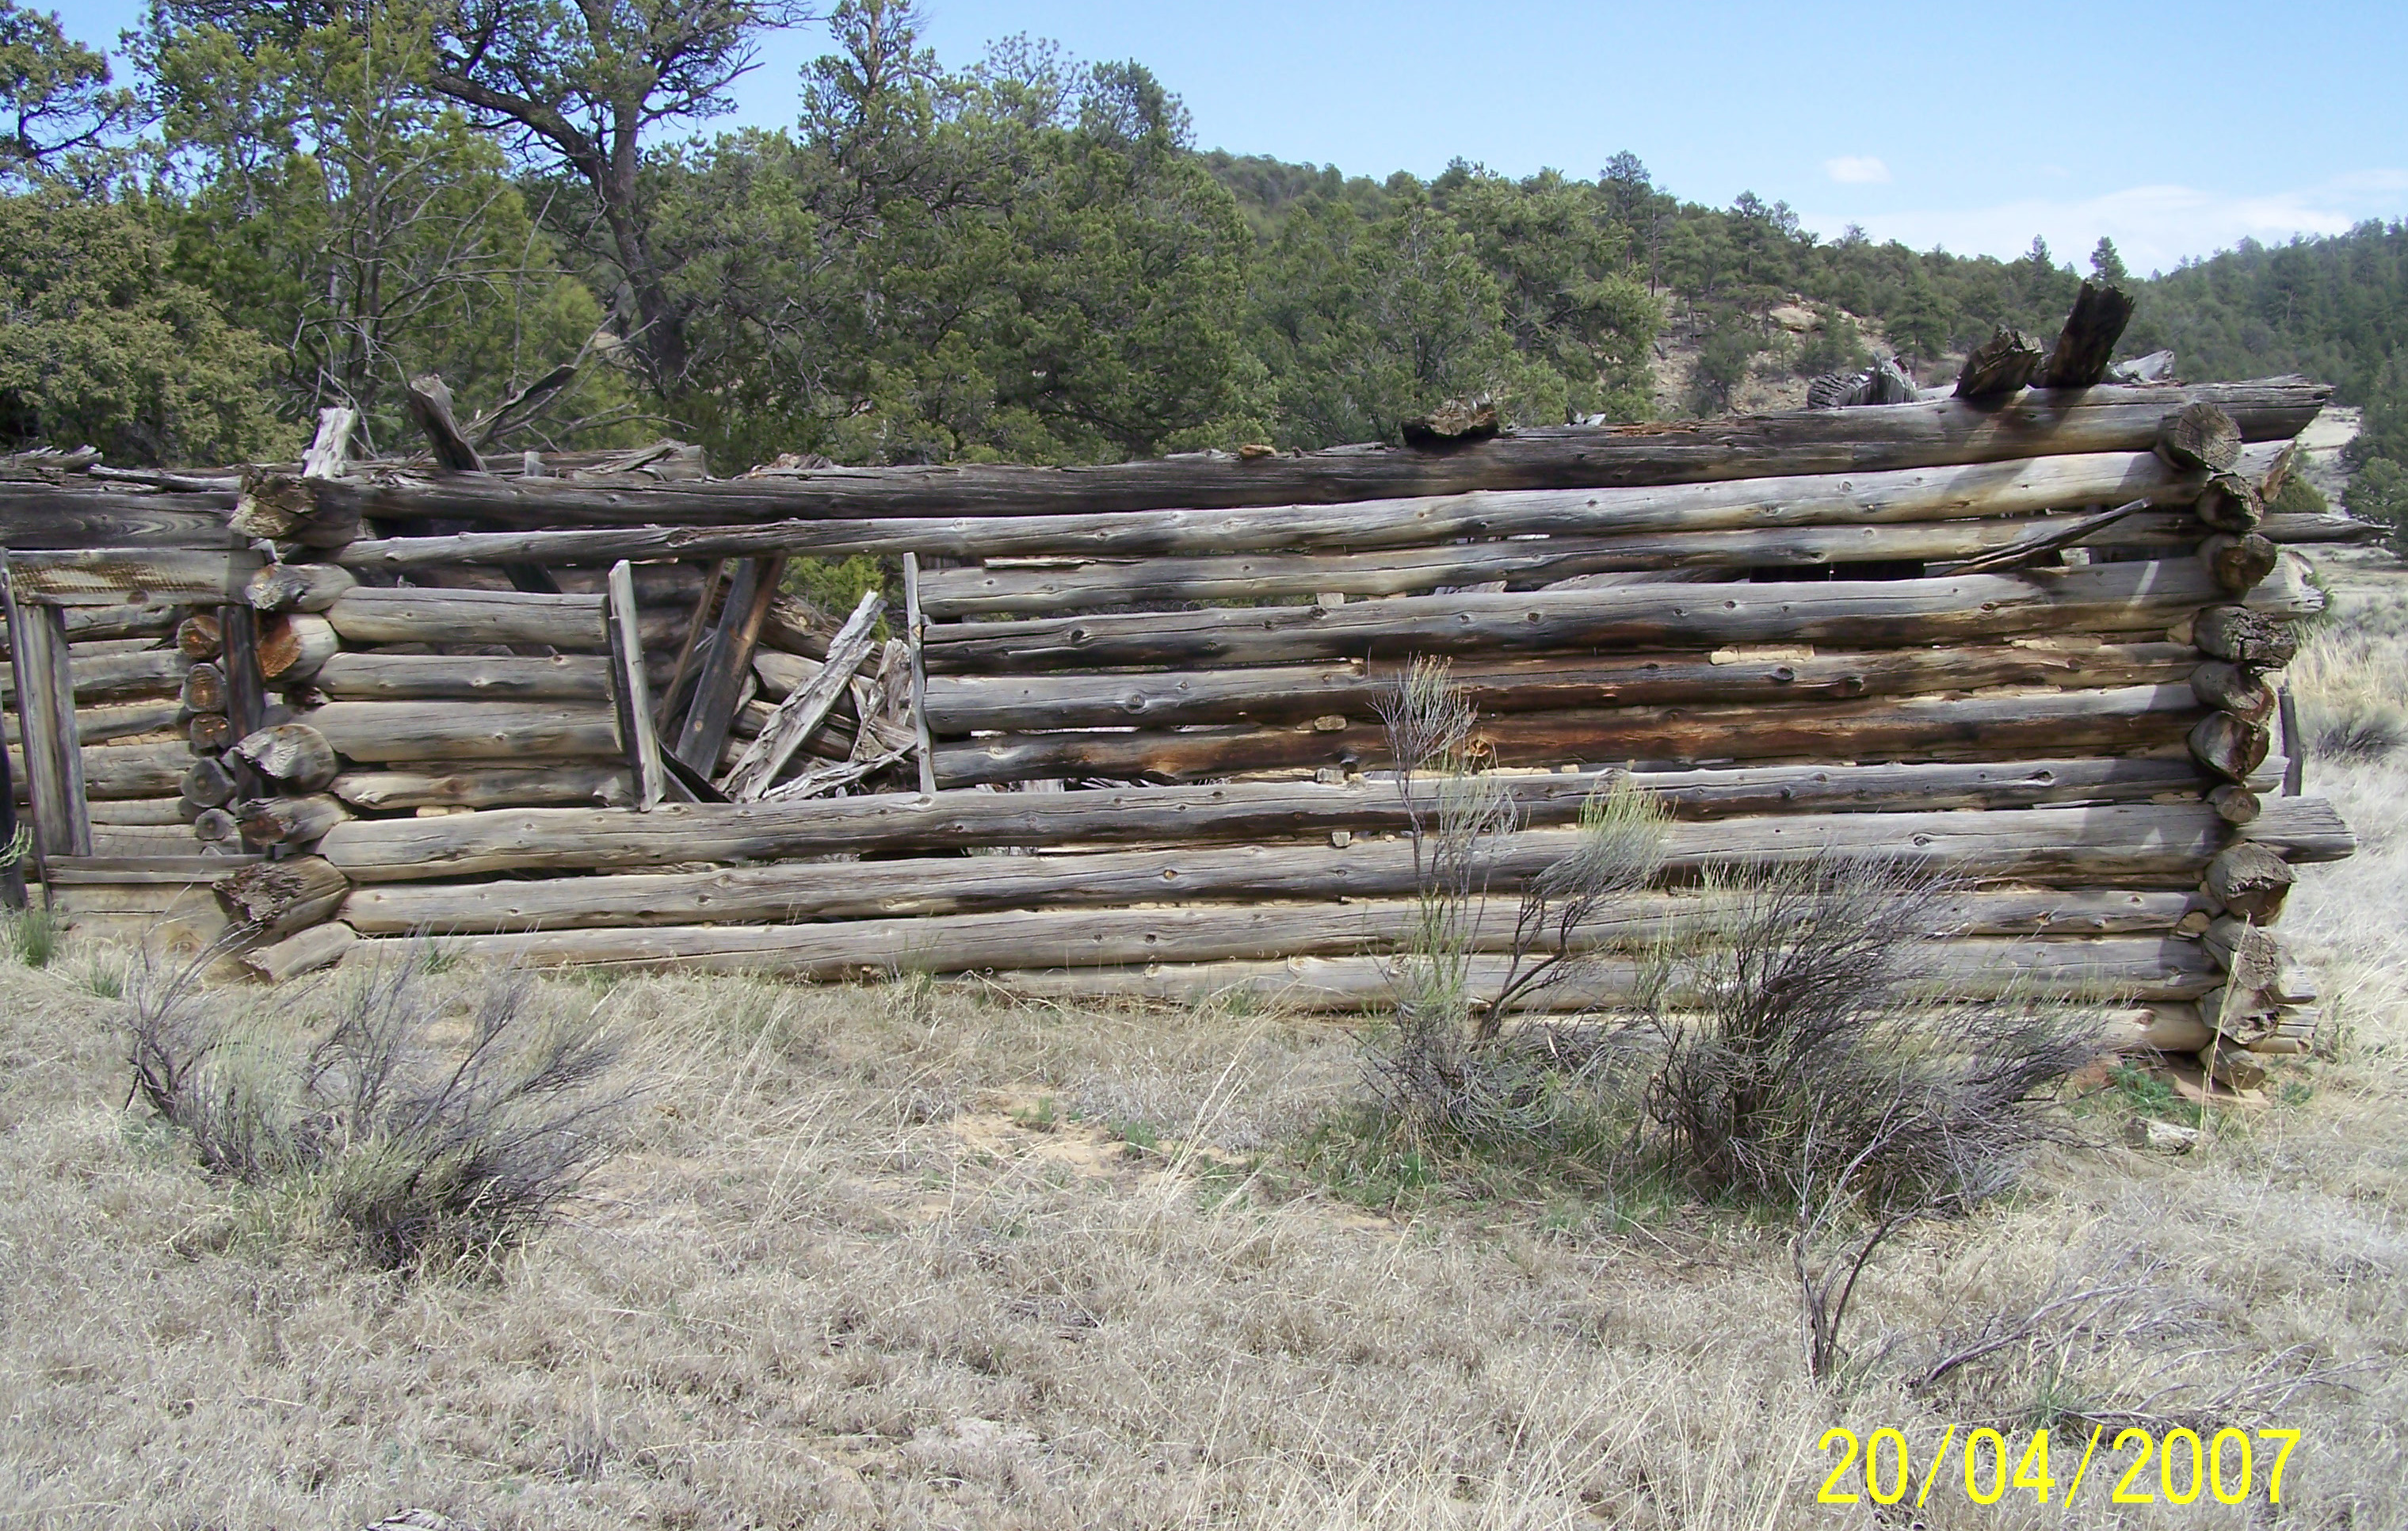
xmin=2156 ymin=402 xmax=2242 ymax=472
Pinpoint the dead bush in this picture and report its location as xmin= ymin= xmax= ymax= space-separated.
xmin=1632 ymin=858 xmax=2099 ymax=1380
xmin=124 ymin=945 xmax=633 ymax=1273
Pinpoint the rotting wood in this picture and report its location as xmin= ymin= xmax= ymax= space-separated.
xmin=2208 ymin=784 xmax=2261 ymax=825
xmin=2205 ymin=842 xmax=2295 ymax=921
xmin=2194 ymin=472 xmax=2263 ymax=533
xmin=672 ymin=556 xmax=782 ymax=775
xmin=3 ymin=576 xmax=90 ymax=859
xmin=240 ymin=920 xmax=357 ymax=982
xmin=403 ymin=374 xmax=483 ymax=472
xmin=2200 ymin=533 xmax=2279 ymax=594
xmin=2194 ymin=605 xmax=2298 ymax=669
xmin=923 ymin=642 xmax=2200 ymax=734
xmin=2191 ymin=662 xmax=2276 ymax=724
xmin=311 ymin=379 xmax=2325 ymax=529
xmin=2187 ymin=712 xmax=2270 ymax=782
xmin=2204 ymin=916 xmax=2281 ymax=991
xmin=2036 ymin=282 xmax=2136 ymax=388
xmin=217 ymin=854 xmax=349 ymax=937
xmin=1953 ymin=329 xmax=2045 ymax=399
xmin=332 ymin=447 xmax=2264 ymax=573
xmin=185 ymin=712 xmax=231 ymax=751
xmin=721 ymin=587 xmax=883 ymax=799
xmin=933 ymin=684 xmax=2206 ymax=786
xmin=903 ymin=553 xmax=936 ymax=793
xmin=4 ymin=547 xmax=262 ymax=606
xmin=179 ymin=663 xmax=225 ymax=714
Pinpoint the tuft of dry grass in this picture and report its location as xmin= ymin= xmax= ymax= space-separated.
xmin=2290 ymin=590 xmax=2408 ymax=762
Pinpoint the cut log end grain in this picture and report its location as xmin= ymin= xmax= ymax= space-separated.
xmin=255 ymin=612 xmax=340 ymax=686
xmin=231 ymin=722 xmax=338 ymax=792
xmin=216 ymin=854 xmax=351 ymax=937
xmin=190 ymin=807 xmax=238 ymax=845
xmin=2206 ymin=841 xmax=2295 ymax=921
xmin=2190 ymin=661 xmax=2276 ymax=724
xmin=185 ymin=712 xmax=234 ymax=753
xmin=174 ymin=613 xmax=222 ymax=661
xmin=179 ymin=662 xmax=226 ymax=715
xmin=2195 ymin=472 xmax=2264 ymax=533
xmin=2156 ymin=402 xmax=2244 ymax=472
xmin=233 ymin=792 xmax=351 ymax=850
xmin=246 ymin=560 xmax=357 ymax=614
xmin=2205 ymin=915 xmax=2282 ymax=991
xmin=180 ymin=754 xmax=235 ymax=809
xmin=2208 ymin=783 xmax=2261 ymax=825
xmin=2201 ymin=532 xmax=2280 ymax=594
xmin=2195 ymin=605 xmax=2298 ymax=670
xmin=232 ymin=469 xmax=312 ymax=539
xmin=2188 ymin=712 xmax=2271 ymax=782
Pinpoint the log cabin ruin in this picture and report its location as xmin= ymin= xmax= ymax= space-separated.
xmin=0 ymin=289 xmax=2372 ymax=1080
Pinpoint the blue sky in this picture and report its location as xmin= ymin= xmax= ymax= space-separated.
xmin=64 ymin=0 xmax=2408 ymax=274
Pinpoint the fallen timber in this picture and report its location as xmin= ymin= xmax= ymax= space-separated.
xmin=333 ymin=445 xmax=2277 ymax=571
xmin=312 ymin=785 xmax=2349 ymax=885
xmin=932 ymin=683 xmax=2208 ymax=785
xmin=924 ymin=642 xmax=2202 ymax=733
xmin=925 ymin=557 xmax=2315 ymax=673
xmin=313 ymin=380 xmax=2325 ymax=529
xmin=368 ymin=916 xmax=2218 ymax=998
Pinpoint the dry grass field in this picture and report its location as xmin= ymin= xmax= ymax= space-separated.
xmin=4 ymin=578 xmax=2406 ymax=1529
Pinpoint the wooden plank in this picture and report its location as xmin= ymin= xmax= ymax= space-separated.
xmin=3 ymin=565 xmax=89 ymax=860
xmin=313 ymin=379 xmax=2326 ymax=529
xmin=721 ymin=588 xmax=883 ymax=800
xmin=671 ymin=556 xmax=782 ymax=774
xmin=924 ymin=558 xmax=2306 ymax=673
xmin=902 ymin=553 xmax=936 ymax=793
xmin=332 ymin=446 xmax=2254 ymax=573
xmin=604 ymin=560 xmax=669 ymax=811
xmin=6 ymin=547 xmax=263 ymax=606
xmin=0 ymin=488 xmax=240 ymax=548
xmin=924 ymin=641 xmax=2200 ymax=734
xmin=0 ymin=647 xmax=189 ymax=706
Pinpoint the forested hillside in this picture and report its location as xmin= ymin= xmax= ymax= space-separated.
xmin=4 ymin=0 xmax=2403 ymax=517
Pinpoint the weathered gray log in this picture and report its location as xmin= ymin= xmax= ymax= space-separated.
xmin=317 ymin=773 xmax=2308 ymax=884
xmin=3 ymin=547 xmax=263 ymax=607
xmin=2036 ymin=282 xmax=2135 ymax=389
xmin=2200 ymin=533 xmax=2279 ymax=594
xmin=6 ymin=739 xmax=187 ymax=800
xmin=189 ymin=807 xmax=238 ymax=845
xmin=925 ymin=641 xmax=2200 ymax=734
xmin=0 ymin=484 xmax=239 ymax=548
xmin=928 ymin=559 xmax=2296 ymax=674
xmin=2155 ymin=402 xmax=2242 ymax=472
xmin=404 ymin=374 xmax=483 ymax=472
xmin=313 ymin=651 xmax=616 ymax=702
xmin=0 ymin=646 xmax=188 ymax=707
xmin=2187 ymin=712 xmax=2270 ymax=782
xmin=0 ymin=696 xmax=180 ymax=749
xmin=2194 ymin=605 xmax=2297 ymax=669
xmin=380 ymin=917 xmax=2217 ymax=1000
xmin=3 ymin=581 xmax=89 ymax=859
xmin=903 ymin=553 xmax=936 ymax=793
xmin=2208 ymin=784 xmax=2261 ymax=825
xmin=1929 ymin=499 xmax=2149 ymax=575
xmin=246 ymin=561 xmax=359 ymax=614
xmin=255 ymin=613 xmax=340 ymax=687
xmin=239 ymin=920 xmax=358 ymax=983
xmin=334 ymin=447 xmax=2259 ymax=575
xmin=217 ymin=855 xmax=350 ymax=937
xmin=321 ymin=586 xmax=605 ymax=651
xmin=936 ymin=684 xmax=2205 ymax=786
xmin=232 ymin=470 xmax=315 ymax=539
xmin=179 ymin=662 xmax=225 ymax=715
xmin=231 ymin=723 xmax=339 ymax=792
xmin=603 ymin=560 xmax=669 ymax=811
xmin=330 ymin=765 xmax=631 ymax=811
xmin=2260 ymin=511 xmax=2382 ymax=544
xmin=234 ymin=792 xmax=351 ymax=849
xmin=342 ymin=824 xmax=2194 ymax=931
xmin=175 ymin=613 xmax=222 ymax=661
xmin=315 ymin=379 xmax=2325 ymax=529
xmin=2205 ymin=842 xmax=2295 ymax=921
xmin=1953 ymin=329 xmax=2045 ymax=398
xmin=181 ymin=754 xmax=237 ymax=809
xmin=90 ymin=796 xmax=190 ymax=827
xmin=920 ymin=511 xmax=2193 ymax=617
xmin=300 ymin=701 xmax=622 ymax=763
xmin=300 ymin=404 xmax=357 ymax=480
xmin=722 ymin=587 xmax=883 ymax=799
xmin=2194 ymin=472 xmax=2263 ymax=533
xmin=185 ymin=712 xmax=233 ymax=752
xmin=2280 ymin=687 xmax=2304 ymax=796
xmin=2201 ymin=1042 xmax=2268 ymax=1091
xmin=2191 ymin=662 xmax=2276 ymax=724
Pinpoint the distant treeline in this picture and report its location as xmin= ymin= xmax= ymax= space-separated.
xmin=4 ymin=0 xmax=2403 ymax=508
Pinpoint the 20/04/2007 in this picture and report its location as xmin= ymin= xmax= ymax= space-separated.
xmin=1814 ymin=1425 xmax=2301 ymax=1507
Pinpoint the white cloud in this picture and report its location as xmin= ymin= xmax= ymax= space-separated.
xmin=1799 ymin=171 xmax=2408 ymax=272
xmin=1823 ymin=155 xmax=1891 ymax=185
